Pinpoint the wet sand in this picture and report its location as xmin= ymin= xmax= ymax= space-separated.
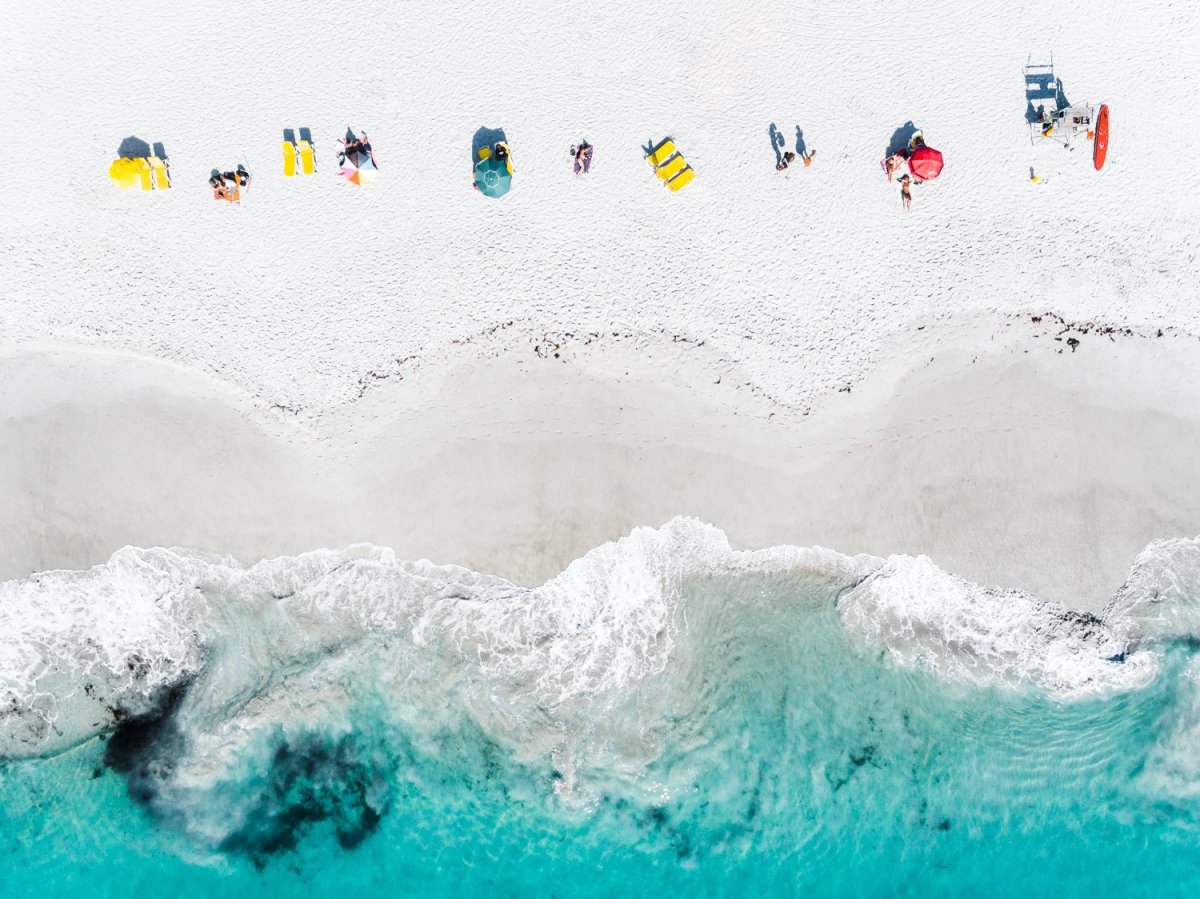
xmin=3 ymin=328 xmax=1198 ymax=612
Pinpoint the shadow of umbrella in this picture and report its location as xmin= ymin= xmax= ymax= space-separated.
xmin=471 ymin=126 xmax=508 ymax=163
xmin=118 ymin=136 xmax=152 ymax=158
xmin=884 ymin=121 xmax=919 ymax=158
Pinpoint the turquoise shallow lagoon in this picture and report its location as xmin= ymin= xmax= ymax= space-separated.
xmin=3 ymin=521 xmax=1200 ymax=897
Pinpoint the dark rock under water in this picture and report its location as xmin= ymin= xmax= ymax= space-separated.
xmin=217 ymin=733 xmax=392 ymax=867
xmin=105 ymin=681 xmax=390 ymax=866
xmin=103 ymin=682 xmax=190 ymax=806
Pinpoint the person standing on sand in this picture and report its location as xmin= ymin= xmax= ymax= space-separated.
xmin=800 ymin=149 xmax=815 ymax=166
xmin=900 ymin=174 xmax=913 ymax=211
xmin=776 ymin=151 xmax=795 ymax=172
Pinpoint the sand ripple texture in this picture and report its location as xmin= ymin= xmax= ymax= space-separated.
xmin=1 ymin=0 xmax=1197 ymax=415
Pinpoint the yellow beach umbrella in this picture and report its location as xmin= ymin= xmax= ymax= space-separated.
xmin=109 ymin=157 xmax=141 ymax=188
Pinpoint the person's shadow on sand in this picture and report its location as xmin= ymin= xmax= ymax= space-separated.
xmin=768 ymin=122 xmax=785 ymax=167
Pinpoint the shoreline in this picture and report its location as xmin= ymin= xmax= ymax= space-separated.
xmin=3 ymin=322 xmax=1198 ymax=612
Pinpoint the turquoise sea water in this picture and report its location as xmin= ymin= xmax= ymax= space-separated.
xmin=3 ymin=520 xmax=1200 ymax=897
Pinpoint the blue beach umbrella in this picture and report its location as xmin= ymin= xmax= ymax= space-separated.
xmin=473 ymin=156 xmax=512 ymax=198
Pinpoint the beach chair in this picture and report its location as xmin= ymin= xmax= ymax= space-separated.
xmin=666 ymin=166 xmax=695 ymax=192
xmin=282 ymin=140 xmax=297 ymax=176
xmin=298 ymin=128 xmax=316 ymax=170
xmin=646 ymin=139 xmax=676 ymax=168
xmin=478 ymin=146 xmax=492 ymax=161
xmin=149 ymin=156 xmax=170 ymax=189
xmin=134 ymin=158 xmax=153 ymax=191
xmin=656 ymin=153 xmax=687 ymax=181
xmin=298 ymin=139 xmax=315 ymax=175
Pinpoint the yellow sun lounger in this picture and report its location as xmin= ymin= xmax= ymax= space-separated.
xmin=646 ymin=139 xmax=676 ymax=168
xmin=298 ymin=140 xmax=315 ymax=175
xmin=282 ymin=140 xmax=297 ymax=177
xmin=655 ymin=153 xmax=687 ymax=181
xmin=149 ymin=156 xmax=170 ymax=189
xmin=666 ymin=165 xmax=695 ymax=193
xmin=133 ymin=157 xmax=153 ymax=191
xmin=478 ymin=146 xmax=491 ymax=161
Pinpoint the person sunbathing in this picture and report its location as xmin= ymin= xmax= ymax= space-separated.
xmin=573 ymin=141 xmax=592 ymax=173
xmin=209 ymin=170 xmax=230 ymax=200
xmin=210 ymin=165 xmax=250 ymax=200
xmin=342 ymin=133 xmax=373 ymax=162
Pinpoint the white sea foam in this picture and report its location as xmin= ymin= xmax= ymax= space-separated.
xmin=0 ymin=547 xmax=209 ymax=757
xmin=839 ymin=555 xmax=1161 ymax=699
xmin=439 ymin=519 xmax=876 ymax=708
xmin=1104 ymin=537 xmax=1200 ymax=644
xmin=2 ymin=519 xmax=1196 ymax=770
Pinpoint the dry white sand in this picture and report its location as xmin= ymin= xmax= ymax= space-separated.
xmin=4 ymin=319 xmax=1198 ymax=612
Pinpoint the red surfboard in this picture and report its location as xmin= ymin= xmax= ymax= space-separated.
xmin=1093 ymin=104 xmax=1110 ymax=171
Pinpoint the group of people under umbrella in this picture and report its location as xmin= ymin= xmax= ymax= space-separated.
xmin=881 ymin=130 xmax=944 ymax=211
xmin=339 ymin=130 xmax=378 ymax=185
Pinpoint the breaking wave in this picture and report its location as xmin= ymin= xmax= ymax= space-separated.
xmin=3 ymin=518 xmax=1200 ymax=890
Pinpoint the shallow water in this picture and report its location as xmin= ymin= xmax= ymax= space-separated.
xmin=3 ymin=519 xmax=1200 ymax=897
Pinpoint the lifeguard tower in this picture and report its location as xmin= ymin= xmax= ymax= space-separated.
xmin=1024 ymin=56 xmax=1109 ymax=169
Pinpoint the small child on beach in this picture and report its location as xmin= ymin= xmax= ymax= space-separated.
xmin=900 ymin=174 xmax=912 ymax=211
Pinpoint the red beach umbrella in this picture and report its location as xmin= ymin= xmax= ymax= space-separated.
xmin=908 ymin=145 xmax=944 ymax=181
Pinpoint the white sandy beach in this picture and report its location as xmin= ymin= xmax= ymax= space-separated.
xmin=3 ymin=318 xmax=1199 ymax=612
xmin=2 ymin=0 xmax=1199 ymax=614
